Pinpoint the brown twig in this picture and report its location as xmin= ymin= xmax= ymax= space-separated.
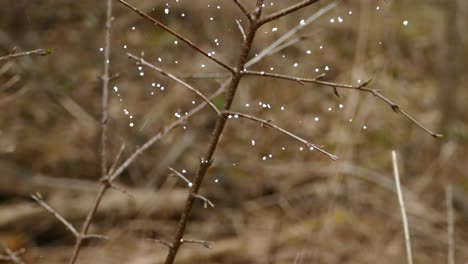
xmin=244 ymin=70 xmax=442 ymax=138
xmin=117 ymin=0 xmax=233 ymax=73
xmin=191 ymin=193 xmax=215 ymax=208
xmin=180 ymin=238 xmax=214 ymax=249
xmin=68 ymin=0 xmax=114 ymax=262
xmin=163 ymin=2 xmax=265 ymax=263
xmin=127 ymin=53 xmax=221 ymax=115
xmin=31 ymin=194 xmax=109 ymax=241
xmin=169 ymin=167 xmax=193 ymax=187
xmin=224 ymin=111 xmax=337 ymax=160
xmin=258 ymin=0 xmax=320 ymax=26
xmin=100 ymin=0 xmax=113 ymax=180
xmin=232 ymin=0 xmax=252 ymax=21
xmin=0 ymin=48 xmax=53 ymax=62
xmin=108 ymin=143 xmax=126 ymax=176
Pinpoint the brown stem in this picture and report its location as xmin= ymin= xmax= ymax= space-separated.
xmin=101 ymin=0 xmax=112 ymax=181
xmin=164 ymin=1 xmax=265 ymax=263
xmin=69 ymin=0 xmax=113 ymax=262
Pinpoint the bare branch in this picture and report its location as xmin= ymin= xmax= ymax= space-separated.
xmin=391 ymin=150 xmax=413 ymax=264
xmin=101 ymin=0 xmax=113 ymax=181
xmin=127 ymin=53 xmax=221 ymax=115
xmin=191 ymin=193 xmax=215 ymax=208
xmin=232 ymin=0 xmax=252 ymax=21
xmin=258 ymin=0 xmax=320 ymax=26
xmin=108 ymin=143 xmax=126 ymax=176
xmin=244 ymin=70 xmax=442 ymax=138
xmin=69 ymin=1 xmax=114 ymax=263
xmin=117 ymin=0 xmax=233 ymax=72
xmin=169 ymin=167 xmax=193 ymax=188
xmin=31 ymin=193 xmax=80 ymax=238
xmin=236 ymin=20 xmax=247 ymax=42
xmin=180 ymin=238 xmax=214 ymax=249
xmin=224 ymin=111 xmax=338 ymax=160
xmin=0 ymin=48 xmax=53 ymax=62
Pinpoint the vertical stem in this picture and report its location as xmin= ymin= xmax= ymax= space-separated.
xmin=68 ymin=1 xmax=112 ymax=263
xmin=391 ymin=150 xmax=413 ymax=264
xmin=446 ymin=184 xmax=455 ymax=264
xmin=101 ymin=0 xmax=113 ymax=178
xmin=164 ymin=2 xmax=264 ymax=263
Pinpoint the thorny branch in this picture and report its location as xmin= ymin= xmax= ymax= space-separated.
xmin=117 ymin=0 xmax=233 ymax=73
xmin=0 ymin=48 xmax=53 ymax=62
xmin=244 ymin=70 xmax=442 ymax=138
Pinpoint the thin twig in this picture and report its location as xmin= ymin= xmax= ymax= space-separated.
xmin=149 ymin=239 xmax=173 ymax=248
xmin=391 ymin=150 xmax=413 ymax=264
xmin=244 ymin=70 xmax=442 ymax=138
xmin=108 ymin=143 xmax=126 ymax=176
xmin=101 ymin=0 xmax=113 ymax=181
xmin=0 ymin=48 xmax=53 ymax=62
xmin=446 ymin=184 xmax=454 ymax=264
xmin=169 ymin=167 xmax=193 ymax=187
xmin=117 ymin=0 xmax=233 ymax=72
xmin=258 ymin=0 xmax=320 ymax=26
xmin=180 ymin=238 xmax=214 ymax=249
xmin=224 ymin=111 xmax=337 ymax=160
xmin=31 ymin=193 xmax=80 ymax=238
xmin=232 ymin=0 xmax=252 ymax=21
xmin=127 ymin=53 xmax=221 ymax=115
xmin=191 ymin=193 xmax=215 ymax=208
xmin=236 ymin=20 xmax=247 ymax=42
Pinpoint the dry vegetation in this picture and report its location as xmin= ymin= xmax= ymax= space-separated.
xmin=0 ymin=0 xmax=467 ymax=263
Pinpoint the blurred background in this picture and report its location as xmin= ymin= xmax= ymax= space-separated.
xmin=0 ymin=0 xmax=467 ymax=263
